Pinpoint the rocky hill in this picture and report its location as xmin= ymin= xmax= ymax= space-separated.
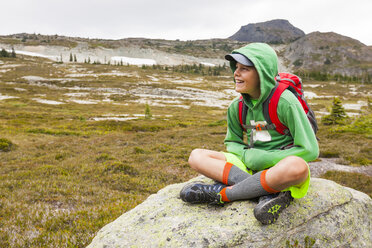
xmin=284 ymin=31 xmax=372 ymax=78
xmin=229 ymin=19 xmax=305 ymax=44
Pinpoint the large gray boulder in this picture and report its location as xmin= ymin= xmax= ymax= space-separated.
xmin=87 ymin=177 xmax=371 ymax=248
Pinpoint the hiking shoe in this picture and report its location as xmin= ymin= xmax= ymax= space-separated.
xmin=180 ymin=182 xmax=225 ymax=205
xmin=253 ymin=191 xmax=293 ymax=225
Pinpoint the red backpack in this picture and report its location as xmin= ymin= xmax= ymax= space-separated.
xmin=238 ymin=72 xmax=317 ymax=147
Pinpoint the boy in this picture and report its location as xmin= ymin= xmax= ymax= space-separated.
xmin=180 ymin=43 xmax=319 ymax=225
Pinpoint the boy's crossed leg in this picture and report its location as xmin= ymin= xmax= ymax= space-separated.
xmin=181 ymin=149 xmax=309 ymax=224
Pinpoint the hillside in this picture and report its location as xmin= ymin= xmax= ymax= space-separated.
xmin=0 ymin=33 xmax=246 ymax=60
xmin=1 ymin=21 xmax=372 ymax=80
xmin=284 ymin=32 xmax=372 ymax=79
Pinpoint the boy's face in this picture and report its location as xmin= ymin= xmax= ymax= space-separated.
xmin=234 ymin=62 xmax=260 ymax=99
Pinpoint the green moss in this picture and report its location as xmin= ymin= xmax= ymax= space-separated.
xmin=321 ymin=171 xmax=372 ymax=197
xmin=104 ymin=162 xmax=139 ymax=176
xmin=96 ymin=153 xmax=115 ymax=162
xmin=26 ymin=128 xmax=82 ymax=136
xmin=133 ymin=147 xmax=146 ymax=154
xmin=332 ymin=113 xmax=372 ymax=136
xmin=38 ymin=164 xmax=70 ymax=176
xmin=153 ymin=143 xmax=172 ymax=153
xmin=0 ymin=138 xmax=14 ymax=152
xmin=208 ymin=119 xmax=226 ymax=127
xmin=319 ymin=150 xmax=339 ymax=158
xmin=285 ymin=236 xmax=316 ymax=248
xmin=55 ymin=153 xmax=69 ymax=161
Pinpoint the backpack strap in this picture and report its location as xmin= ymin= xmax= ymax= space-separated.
xmin=263 ymin=83 xmax=291 ymax=136
xmin=238 ymin=96 xmax=248 ymax=132
xmin=238 ymin=96 xmax=276 ymax=148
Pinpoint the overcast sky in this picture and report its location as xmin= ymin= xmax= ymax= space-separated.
xmin=2 ymin=0 xmax=372 ymax=45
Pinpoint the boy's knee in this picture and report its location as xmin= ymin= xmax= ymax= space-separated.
xmin=188 ymin=149 xmax=204 ymax=169
xmin=285 ymin=156 xmax=308 ymax=182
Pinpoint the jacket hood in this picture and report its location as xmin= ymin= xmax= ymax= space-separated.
xmin=228 ymin=43 xmax=278 ymax=107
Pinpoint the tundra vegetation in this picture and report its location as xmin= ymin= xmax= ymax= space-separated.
xmin=0 ymin=54 xmax=370 ymax=247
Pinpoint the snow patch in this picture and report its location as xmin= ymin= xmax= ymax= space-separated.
xmin=14 ymin=88 xmax=27 ymax=92
xmin=147 ymin=76 xmax=159 ymax=81
xmin=64 ymin=92 xmax=90 ymax=97
xmin=0 ymin=94 xmax=18 ymax=100
xmin=32 ymin=98 xmax=64 ymax=105
xmin=15 ymin=50 xmax=58 ymax=60
xmin=92 ymin=117 xmax=139 ymax=121
xmin=346 ymin=112 xmax=361 ymax=117
xmin=304 ymin=84 xmax=321 ymax=88
xmin=67 ymin=99 xmax=99 ymax=104
xmin=171 ymin=78 xmax=203 ymax=84
xmin=22 ymin=76 xmax=47 ymax=81
xmin=0 ymin=64 xmax=23 ymax=68
xmin=304 ymin=91 xmax=318 ymax=99
xmin=200 ymin=62 xmax=215 ymax=67
xmin=343 ymin=101 xmax=368 ymax=110
xmin=110 ymin=56 xmax=156 ymax=66
xmin=304 ymin=91 xmax=336 ymax=99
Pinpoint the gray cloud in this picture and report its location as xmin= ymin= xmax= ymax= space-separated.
xmin=1 ymin=0 xmax=371 ymax=45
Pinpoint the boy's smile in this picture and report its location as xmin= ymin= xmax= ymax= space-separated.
xmin=234 ymin=62 xmax=261 ymax=99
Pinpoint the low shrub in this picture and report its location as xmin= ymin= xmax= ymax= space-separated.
xmin=0 ymin=138 xmax=14 ymax=152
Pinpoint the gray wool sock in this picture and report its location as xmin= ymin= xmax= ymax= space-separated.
xmin=227 ymin=165 xmax=251 ymax=185
xmin=225 ymin=171 xmax=271 ymax=201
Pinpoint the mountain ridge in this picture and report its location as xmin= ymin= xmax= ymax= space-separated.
xmin=1 ymin=20 xmax=371 ymax=80
xmin=229 ymin=19 xmax=305 ymax=44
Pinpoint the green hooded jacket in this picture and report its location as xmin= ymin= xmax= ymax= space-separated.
xmin=224 ymin=43 xmax=319 ymax=171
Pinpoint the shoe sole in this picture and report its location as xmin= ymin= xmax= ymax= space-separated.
xmin=180 ymin=181 xmax=204 ymax=203
xmin=253 ymin=192 xmax=293 ymax=225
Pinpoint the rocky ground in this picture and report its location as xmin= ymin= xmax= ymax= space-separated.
xmin=310 ymin=158 xmax=372 ymax=177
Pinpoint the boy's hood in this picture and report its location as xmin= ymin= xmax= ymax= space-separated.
xmin=228 ymin=43 xmax=278 ymax=107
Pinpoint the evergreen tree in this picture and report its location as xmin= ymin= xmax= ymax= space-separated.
xmin=145 ymin=104 xmax=152 ymax=119
xmin=330 ymin=97 xmax=347 ymax=119
xmin=11 ymin=47 xmax=16 ymax=58
xmin=367 ymin=97 xmax=372 ymax=111
xmin=69 ymin=53 xmax=73 ymax=62
xmin=0 ymin=49 xmax=9 ymax=57
xmin=322 ymin=97 xmax=348 ymax=125
xmin=74 ymin=54 xmax=77 ymax=62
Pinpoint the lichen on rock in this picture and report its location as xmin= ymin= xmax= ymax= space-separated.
xmin=87 ymin=177 xmax=371 ymax=248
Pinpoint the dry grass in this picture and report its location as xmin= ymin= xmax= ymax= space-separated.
xmin=321 ymin=171 xmax=372 ymax=197
xmin=0 ymin=55 xmax=370 ymax=247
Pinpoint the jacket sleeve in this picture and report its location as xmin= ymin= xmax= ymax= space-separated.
xmin=240 ymin=94 xmax=319 ymax=171
xmin=224 ymin=100 xmax=248 ymax=157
